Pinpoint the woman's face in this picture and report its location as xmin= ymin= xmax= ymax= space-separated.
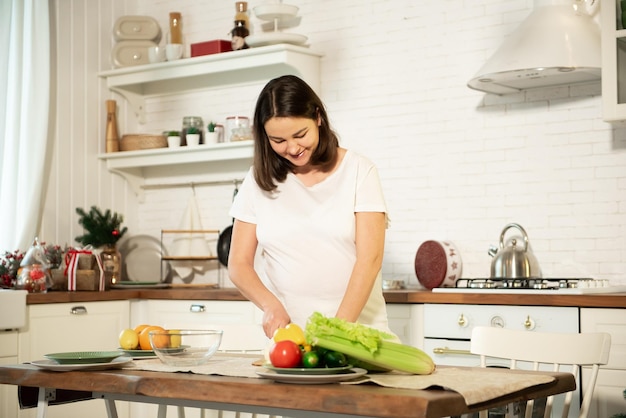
xmin=264 ymin=116 xmax=320 ymax=170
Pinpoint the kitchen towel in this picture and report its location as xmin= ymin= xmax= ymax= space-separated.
xmin=170 ymin=194 xmax=212 ymax=280
xmin=344 ymin=367 xmax=555 ymax=406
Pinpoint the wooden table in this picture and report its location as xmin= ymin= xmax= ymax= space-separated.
xmin=0 ymin=363 xmax=576 ymax=418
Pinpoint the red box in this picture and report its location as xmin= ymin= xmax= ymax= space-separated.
xmin=190 ymin=40 xmax=232 ymax=57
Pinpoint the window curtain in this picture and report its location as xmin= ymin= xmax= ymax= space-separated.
xmin=0 ymin=0 xmax=51 ymax=251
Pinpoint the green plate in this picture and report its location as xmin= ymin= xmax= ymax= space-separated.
xmin=44 ymin=351 xmax=124 ymax=364
xmin=263 ymin=363 xmax=353 ymax=375
xmin=118 ymin=348 xmax=156 ymax=357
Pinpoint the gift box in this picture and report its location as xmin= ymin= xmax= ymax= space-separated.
xmin=51 ymin=268 xmax=101 ymax=291
xmin=190 ymin=40 xmax=232 ymax=57
xmin=51 ymin=251 xmax=104 ymax=291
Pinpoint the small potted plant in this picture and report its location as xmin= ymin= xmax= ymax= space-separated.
xmin=206 ymin=121 xmax=219 ymax=144
xmin=167 ymin=130 xmax=181 ymax=148
xmin=185 ymin=126 xmax=200 ymax=146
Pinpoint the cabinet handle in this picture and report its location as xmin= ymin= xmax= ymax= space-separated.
xmin=70 ymin=306 xmax=88 ymax=315
xmin=190 ymin=304 xmax=206 ymax=313
xmin=458 ymin=313 xmax=468 ymax=327
xmin=433 ymin=347 xmax=472 ymax=355
xmin=524 ymin=315 xmax=536 ymax=330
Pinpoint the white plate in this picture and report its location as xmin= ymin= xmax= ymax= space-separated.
xmin=245 ymin=33 xmax=307 ymax=48
xmin=31 ymin=356 xmax=133 ymax=372
xmin=256 ymin=367 xmax=367 ymax=384
xmin=253 ymin=4 xmax=299 ymax=21
xmin=118 ymin=235 xmax=169 ymax=282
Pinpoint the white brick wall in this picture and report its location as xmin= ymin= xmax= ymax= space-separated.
xmin=42 ymin=0 xmax=626 ymax=287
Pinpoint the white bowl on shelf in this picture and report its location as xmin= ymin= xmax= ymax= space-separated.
xmin=253 ymin=4 xmax=299 ymax=21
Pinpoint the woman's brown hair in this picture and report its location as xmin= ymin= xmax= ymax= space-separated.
xmin=252 ymin=75 xmax=339 ymax=192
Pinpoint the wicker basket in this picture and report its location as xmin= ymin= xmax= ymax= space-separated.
xmin=120 ymin=134 xmax=167 ymax=151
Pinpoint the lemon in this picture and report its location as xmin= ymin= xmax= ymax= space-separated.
xmin=169 ymin=329 xmax=182 ymax=348
xmin=119 ymin=328 xmax=139 ymax=350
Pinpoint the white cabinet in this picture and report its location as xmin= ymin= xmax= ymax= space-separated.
xmin=0 ymin=331 xmax=19 ymax=418
xmin=580 ymin=308 xmax=626 ymax=418
xmin=17 ymin=301 xmax=131 ymax=418
xmin=601 ymin=0 xmax=626 ymax=121
xmin=386 ymin=304 xmax=423 ymax=348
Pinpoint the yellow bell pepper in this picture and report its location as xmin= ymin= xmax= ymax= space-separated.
xmin=272 ymin=323 xmax=307 ymax=346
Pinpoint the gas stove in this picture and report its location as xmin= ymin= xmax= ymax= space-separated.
xmin=432 ymin=278 xmax=626 ymax=294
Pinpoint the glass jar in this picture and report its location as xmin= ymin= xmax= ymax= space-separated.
xmin=16 ymin=264 xmax=49 ymax=293
xmin=182 ymin=116 xmax=204 ymax=146
xmin=226 ymin=116 xmax=251 ymax=142
xmin=100 ymin=244 xmax=122 ymax=288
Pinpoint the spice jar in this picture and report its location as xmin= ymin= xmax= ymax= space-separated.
xmin=182 ymin=116 xmax=204 ymax=146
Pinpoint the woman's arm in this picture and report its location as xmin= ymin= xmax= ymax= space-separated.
xmin=228 ymin=219 xmax=291 ymax=337
xmin=335 ymin=211 xmax=386 ymax=322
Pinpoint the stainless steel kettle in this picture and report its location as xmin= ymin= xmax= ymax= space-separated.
xmin=488 ymin=223 xmax=542 ymax=279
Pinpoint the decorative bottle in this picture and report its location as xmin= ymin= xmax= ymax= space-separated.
xmin=169 ymin=12 xmax=183 ymax=44
xmin=235 ymin=2 xmax=249 ymax=29
xmin=105 ymin=100 xmax=119 ymax=153
xmin=231 ymin=2 xmax=249 ymax=50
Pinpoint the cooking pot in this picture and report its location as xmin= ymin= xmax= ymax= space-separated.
xmin=488 ymin=223 xmax=541 ymax=279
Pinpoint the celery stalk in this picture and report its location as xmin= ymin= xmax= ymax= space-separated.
xmin=305 ymin=312 xmax=435 ymax=375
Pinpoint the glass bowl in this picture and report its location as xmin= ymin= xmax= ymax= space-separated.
xmin=149 ymin=329 xmax=223 ymax=367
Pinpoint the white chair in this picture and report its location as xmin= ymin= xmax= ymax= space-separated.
xmin=469 ymin=326 xmax=611 ymax=418
xmin=157 ymin=323 xmax=277 ymax=418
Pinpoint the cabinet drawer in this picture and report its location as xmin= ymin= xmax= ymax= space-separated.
xmin=581 ymin=308 xmax=626 ymax=369
xmin=423 ymin=304 xmax=579 ymax=339
xmin=0 ymin=331 xmax=18 ymax=357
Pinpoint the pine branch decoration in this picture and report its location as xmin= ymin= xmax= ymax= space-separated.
xmin=75 ymin=206 xmax=128 ymax=247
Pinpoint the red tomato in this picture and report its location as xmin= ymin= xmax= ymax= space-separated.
xmin=269 ymin=340 xmax=302 ymax=368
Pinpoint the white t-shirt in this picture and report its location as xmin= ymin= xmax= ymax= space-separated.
xmin=230 ymin=150 xmax=392 ymax=333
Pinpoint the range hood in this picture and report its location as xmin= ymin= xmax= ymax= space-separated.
xmin=467 ymin=0 xmax=601 ymax=95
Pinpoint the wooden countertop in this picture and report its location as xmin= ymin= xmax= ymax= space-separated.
xmin=25 ymin=287 xmax=626 ymax=308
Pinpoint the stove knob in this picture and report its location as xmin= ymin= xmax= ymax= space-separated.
xmin=490 ymin=316 xmax=505 ymax=328
xmin=523 ymin=315 xmax=536 ymax=330
xmin=457 ymin=313 xmax=469 ymax=328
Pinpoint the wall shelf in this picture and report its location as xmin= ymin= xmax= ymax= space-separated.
xmin=98 ymin=44 xmax=322 ymax=123
xmin=97 ymin=141 xmax=253 ymax=200
xmin=97 ymin=43 xmax=321 ymax=199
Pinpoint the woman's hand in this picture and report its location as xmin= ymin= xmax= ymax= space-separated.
xmin=261 ymin=304 xmax=291 ymax=338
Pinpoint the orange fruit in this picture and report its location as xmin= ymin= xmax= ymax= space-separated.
xmin=139 ymin=325 xmax=167 ymax=350
xmin=134 ymin=324 xmax=151 ymax=335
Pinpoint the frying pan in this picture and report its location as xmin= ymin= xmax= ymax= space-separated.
xmin=217 ymin=183 xmax=239 ymax=267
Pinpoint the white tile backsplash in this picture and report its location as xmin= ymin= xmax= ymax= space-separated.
xmin=40 ymin=0 xmax=626 ymax=287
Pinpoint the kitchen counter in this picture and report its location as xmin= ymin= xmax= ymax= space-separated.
xmin=25 ymin=287 xmax=626 ymax=308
